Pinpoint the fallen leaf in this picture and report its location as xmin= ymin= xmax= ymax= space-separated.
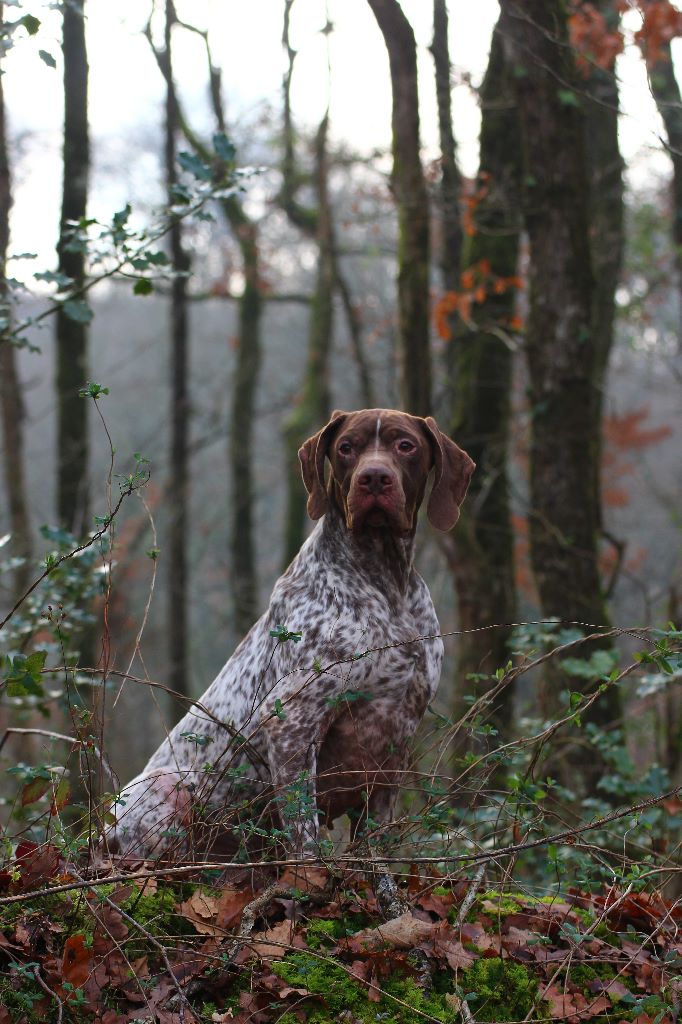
xmin=460 ymin=921 xmax=495 ymax=951
xmin=180 ymin=886 xmax=255 ymax=937
xmin=416 ymin=890 xmax=455 ymax=919
xmin=62 ymin=933 xmax=92 ymax=988
xmin=279 ymin=865 xmax=329 ymax=892
xmin=430 ymin=923 xmax=477 ymax=970
xmin=343 ymin=912 xmax=434 ymax=951
xmin=543 ymin=982 xmax=579 ymax=1019
xmin=250 ymin=918 xmax=298 ymax=959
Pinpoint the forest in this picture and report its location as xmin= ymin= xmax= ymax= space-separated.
xmin=0 ymin=0 xmax=681 ymax=1022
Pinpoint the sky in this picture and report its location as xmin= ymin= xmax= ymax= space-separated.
xmin=1 ymin=0 xmax=678 ymax=280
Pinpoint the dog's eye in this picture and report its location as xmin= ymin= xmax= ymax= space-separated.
xmin=338 ymin=441 xmax=353 ymax=455
xmin=397 ymin=439 xmax=416 ymax=453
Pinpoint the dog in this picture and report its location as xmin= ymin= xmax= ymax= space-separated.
xmin=104 ymin=409 xmax=474 ymax=859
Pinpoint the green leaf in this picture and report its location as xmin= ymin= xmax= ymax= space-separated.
xmin=78 ymin=381 xmax=109 ymax=400
xmin=50 ymin=778 xmax=71 ymax=813
xmin=112 ymin=204 xmax=131 ymax=229
xmin=170 ymin=183 xmax=192 ymax=205
xmin=145 ymin=250 xmax=169 ymax=266
xmin=133 ymin=278 xmax=153 ymax=296
xmin=62 ymin=298 xmax=93 ymax=324
xmin=4 ymin=650 xmax=47 ymax=697
xmin=558 ymin=89 xmax=580 ymax=108
xmin=213 ymin=132 xmax=236 ymax=163
xmin=38 ymin=49 xmax=56 ymax=68
xmin=274 ymin=698 xmax=287 ymax=721
xmin=20 ymin=14 xmax=41 ymax=35
xmin=178 ymin=150 xmax=213 ymax=181
xmin=34 ymin=270 xmax=73 ymax=288
xmin=21 ymin=777 xmax=52 ymax=806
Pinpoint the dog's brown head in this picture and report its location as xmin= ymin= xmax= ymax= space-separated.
xmin=299 ymin=409 xmax=475 ymax=535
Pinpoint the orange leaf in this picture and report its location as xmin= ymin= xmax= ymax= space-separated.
xmin=62 ymin=933 xmax=92 ymax=988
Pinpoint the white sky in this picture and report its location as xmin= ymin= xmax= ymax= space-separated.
xmin=1 ymin=0 xmax=677 ymax=276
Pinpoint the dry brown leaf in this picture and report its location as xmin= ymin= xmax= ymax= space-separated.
xmin=250 ymin=918 xmax=297 ymax=959
xmin=460 ymin=921 xmax=495 ymax=951
xmin=180 ymin=885 xmax=254 ymax=937
xmin=543 ymin=982 xmax=579 ymax=1020
xmin=344 ymin=912 xmax=435 ymax=951
xmin=279 ymin=865 xmax=329 ymax=892
xmin=417 ymin=891 xmax=455 ymax=918
xmin=368 ymin=963 xmax=382 ymax=1002
xmin=431 ymin=923 xmax=477 ymax=971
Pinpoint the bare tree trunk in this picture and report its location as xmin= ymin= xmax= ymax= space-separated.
xmin=227 ymin=214 xmax=262 ymax=637
xmin=279 ymin=5 xmax=334 ymax=566
xmin=367 ymin=0 xmax=431 ymax=416
xmin=0 ymin=22 xmax=32 ymax=597
xmin=583 ymin=0 xmax=624 ymax=569
xmin=430 ymin=0 xmax=462 ymax=304
xmin=164 ymin=0 xmax=191 ymax=705
xmin=282 ymin=113 xmax=334 ymax=567
xmin=443 ymin=17 xmax=521 ymax=741
xmin=638 ymin=4 xmax=682 ymax=352
xmin=500 ymin=0 xmax=620 ymax=787
xmin=146 ymin=23 xmax=262 ymax=642
xmin=56 ymin=0 xmax=89 ymax=536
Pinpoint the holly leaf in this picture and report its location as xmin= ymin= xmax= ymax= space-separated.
xmin=62 ymin=298 xmax=94 ymax=324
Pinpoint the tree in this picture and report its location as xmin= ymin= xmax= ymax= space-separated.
xmin=430 ymin=0 xmax=463 ymax=306
xmin=147 ymin=20 xmax=263 ymax=643
xmin=163 ymin=0 xmax=191 ymax=705
xmin=279 ymin=3 xmax=334 ymax=566
xmin=636 ymin=0 xmax=682 ymax=351
xmin=56 ymin=0 xmax=90 ymax=536
xmin=0 ymin=2 xmax=32 ymax=597
xmin=436 ymin=13 xmax=521 ymax=740
xmin=500 ymin=0 xmax=621 ymax=783
xmin=367 ymin=0 xmax=431 ymax=415
xmin=573 ymin=0 xmax=625 ymax=567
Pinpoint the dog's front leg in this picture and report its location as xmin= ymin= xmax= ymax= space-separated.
xmin=262 ymin=712 xmax=321 ymax=857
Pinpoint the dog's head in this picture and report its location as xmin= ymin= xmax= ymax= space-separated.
xmin=299 ymin=409 xmax=475 ymax=536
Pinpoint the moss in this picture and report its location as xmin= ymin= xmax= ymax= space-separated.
xmin=462 ymin=957 xmax=539 ymax=1022
xmin=568 ymin=963 xmax=615 ymax=989
xmin=272 ymin=951 xmax=457 ymax=1023
xmin=0 ymin=976 xmax=44 ymax=1023
xmin=305 ymin=918 xmax=342 ymax=949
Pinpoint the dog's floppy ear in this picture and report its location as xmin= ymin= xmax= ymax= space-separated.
xmin=422 ymin=416 xmax=475 ymax=531
xmin=299 ymin=410 xmax=348 ymax=519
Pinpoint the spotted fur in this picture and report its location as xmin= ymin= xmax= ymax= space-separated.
xmin=105 ymin=410 xmax=474 ymax=859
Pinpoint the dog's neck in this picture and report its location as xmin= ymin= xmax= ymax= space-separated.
xmin=320 ymin=502 xmax=416 ymax=598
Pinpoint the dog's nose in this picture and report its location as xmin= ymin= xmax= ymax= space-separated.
xmin=358 ymin=467 xmax=393 ymax=495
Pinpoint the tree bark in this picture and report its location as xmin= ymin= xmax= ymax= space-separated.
xmin=282 ymin=113 xmax=334 ymax=567
xmin=56 ymin=0 xmax=89 ymax=536
xmin=367 ymin=0 xmax=431 ymax=416
xmin=582 ymin=0 xmax=624 ymax=559
xmin=0 ymin=2 xmax=32 ymax=596
xmin=431 ymin=0 xmax=462 ymax=302
xmin=164 ymin=0 xmax=191 ymax=705
xmin=638 ymin=4 xmax=682 ymax=351
xmin=279 ymin=6 xmax=334 ymax=566
xmin=444 ymin=17 xmax=521 ymax=740
xmin=146 ymin=23 xmax=262 ymax=642
xmin=226 ymin=212 xmax=262 ymax=637
xmin=500 ymin=0 xmax=620 ymax=781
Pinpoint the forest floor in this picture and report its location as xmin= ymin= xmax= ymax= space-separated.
xmin=0 ymin=842 xmax=680 ymax=1024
